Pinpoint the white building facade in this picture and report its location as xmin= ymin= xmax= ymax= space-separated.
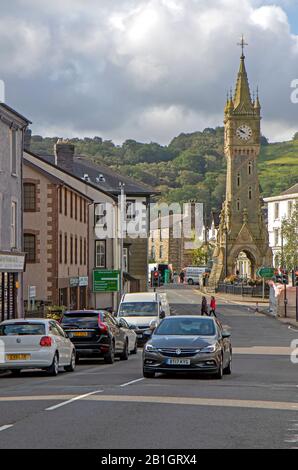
xmin=264 ymin=183 xmax=298 ymax=268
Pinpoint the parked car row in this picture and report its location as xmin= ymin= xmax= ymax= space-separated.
xmin=0 ymin=292 xmax=171 ymax=377
xmin=0 ymin=309 xmax=138 ymax=376
xmin=0 ymin=292 xmax=232 ymax=381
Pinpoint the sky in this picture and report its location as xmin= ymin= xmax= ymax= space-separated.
xmin=1 ymin=0 xmax=298 ymax=145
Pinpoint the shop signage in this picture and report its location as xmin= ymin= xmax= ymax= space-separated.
xmin=0 ymin=253 xmax=25 ymax=272
xmin=79 ymin=276 xmax=88 ymax=287
xmin=29 ymin=286 xmax=36 ymax=298
xmin=93 ymin=270 xmax=120 ymax=293
xmin=69 ymin=277 xmax=79 ymax=287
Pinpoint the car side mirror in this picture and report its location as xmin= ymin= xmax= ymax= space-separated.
xmin=159 ymin=311 xmax=166 ymax=320
xmin=143 ymin=329 xmax=153 ymax=338
xmin=222 ymin=330 xmax=231 ymax=339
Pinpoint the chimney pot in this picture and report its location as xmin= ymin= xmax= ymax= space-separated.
xmin=54 ymin=139 xmax=75 ymax=172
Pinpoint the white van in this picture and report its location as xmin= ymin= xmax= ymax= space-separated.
xmin=117 ymin=292 xmax=170 ymax=345
xmin=184 ymin=266 xmax=210 ymax=285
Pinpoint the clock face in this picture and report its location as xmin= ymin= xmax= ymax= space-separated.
xmin=236 ymin=125 xmax=252 ymax=141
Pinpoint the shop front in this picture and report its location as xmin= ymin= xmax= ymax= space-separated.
xmin=0 ymin=252 xmax=25 ymax=321
xmin=59 ymin=276 xmax=88 ymax=310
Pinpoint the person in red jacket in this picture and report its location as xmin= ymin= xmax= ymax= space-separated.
xmin=210 ymin=296 xmax=217 ymax=317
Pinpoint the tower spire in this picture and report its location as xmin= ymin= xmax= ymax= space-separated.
xmin=233 ymin=35 xmax=253 ymax=112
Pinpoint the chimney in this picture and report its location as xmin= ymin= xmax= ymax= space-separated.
xmin=24 ymin=128 xmax=32 ymax=151
xmin=54 ymin=138 xmax=75 ymax=173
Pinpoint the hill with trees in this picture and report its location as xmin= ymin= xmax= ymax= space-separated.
xmin=29 ymin=128 xmax=298 ymax=214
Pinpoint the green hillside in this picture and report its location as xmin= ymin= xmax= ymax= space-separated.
xmin=29 ymin=128 xmax=298 ymax=213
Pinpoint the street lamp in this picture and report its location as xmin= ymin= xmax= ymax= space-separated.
xmin=119 ymin=182 xmax=126 ymax=298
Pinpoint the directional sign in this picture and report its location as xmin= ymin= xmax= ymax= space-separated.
xmin=256 ymin=267 xmax=275 ymax=279
xmin=93 ymin=270 xmax=120 ymax=293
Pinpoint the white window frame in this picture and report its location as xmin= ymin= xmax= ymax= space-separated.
xmin=95 ymin=240 xmax=106 ymax=268
xmin=11 ymin=201 xmax=17 ymax=248
xmin=10 ymin=129 xmax=17 ymax=176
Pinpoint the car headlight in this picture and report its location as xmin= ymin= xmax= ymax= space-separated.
xmin=145 ymin=343 xmax=157 ymax=352
xmin=199 ymin=344 xmax=217 ymax=353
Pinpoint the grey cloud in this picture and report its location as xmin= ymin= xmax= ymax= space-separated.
xmin=0 ymin=0 xmax=297 ymax=144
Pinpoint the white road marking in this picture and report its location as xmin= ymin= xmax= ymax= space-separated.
xmin=120 ymin=378 xmax=144 ymax=387
xmin=87 ymin=394 xmax=298 ymax=411
xmin=233 ymin=346 xmax=292 ymax=355
xmin=0 ymin=425 xmax=13 ymax=432
xmin=45 ymin=390 xmax=102 ymax=411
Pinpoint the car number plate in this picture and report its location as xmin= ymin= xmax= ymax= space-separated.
xmin=73 ymin=332 xmax=89 ymax=337
xmin=167 ymin=358 xmax=190 ymax=365
xmin=6 ymin=354 xmax=31 ymax=361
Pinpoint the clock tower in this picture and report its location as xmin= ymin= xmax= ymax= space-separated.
xmin=209 ymin=38 xmax=272 ymax=286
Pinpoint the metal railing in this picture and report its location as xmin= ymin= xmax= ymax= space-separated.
xmin=216 ymin=283 xmax=269 ymax=298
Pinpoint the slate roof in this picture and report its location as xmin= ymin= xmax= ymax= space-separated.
xmin=0 ymin=103 xmax=31 ymax=124
xmin=35 ymin=153 xmax=159 ymax=197
xmin=280 ymin=183 xmax=298 ymax=197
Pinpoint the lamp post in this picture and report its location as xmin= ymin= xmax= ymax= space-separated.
xmin=119 ymin=182 xmax=126 ymax=298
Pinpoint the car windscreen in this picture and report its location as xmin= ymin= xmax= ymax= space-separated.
xmin=61 ymin=312 xmax=101 ymax=329
xmin=119 ymin=302 xmax=158 ymax=317
xmin=154 ymin=318 xmax=216 ymax=336
xmin=0 ymin=323 xmax=46 ymax=336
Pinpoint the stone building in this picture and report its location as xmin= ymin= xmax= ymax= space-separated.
xmin=24 ymin=138 xmax=156 ymax=310
xmin=23 ymin=151 xmax=92 ymax=310
xmin=149 ymin=204 xmax=203 ymax=273
xmin=0 ymin=103 xmax=30 ymax=319
xmin=209 ymin=41 xmax=272 ymax=286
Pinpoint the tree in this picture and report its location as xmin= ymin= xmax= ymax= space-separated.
xmin=280 ymin=207 xmax=298 ymax=270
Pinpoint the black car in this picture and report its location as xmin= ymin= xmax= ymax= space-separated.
xmin=60 ymin=310 xmax=129 ymax=364
xmin=143 ymin=315 xmax=232 ymax=379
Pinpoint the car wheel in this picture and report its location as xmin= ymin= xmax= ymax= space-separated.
xmin=64 ymin=351 xmax=76 ymax=372
xmin=131 ymin=340 xmax=138 ymax=355
xmin=120 ymin=339 xmax=129 ymax=361
xmin=143 ymin=368 xmax=155 ymax=378
xmin=47 ymin=353 xmax=59 ymax=376
xmin=224 ymin=352 xmax=232 ymax=375
xmin=10 ymin=369 xmax=21 ymax=377
xmin=104 ymin=342 xmax=115 ymax=364
xmin=188 ymin=279 xmax=194 ymax=285
xmin=214 ymin=355 xmax=223 ymax=380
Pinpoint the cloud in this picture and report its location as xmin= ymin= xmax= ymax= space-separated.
xmin=0 ymin=0 xmax=297 ymax=144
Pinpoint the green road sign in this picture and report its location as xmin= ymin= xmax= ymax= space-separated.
xmin=256 ymin=267 xmax=275 ymax=279
xmin=93 ymin=270 xmax=120 ymax=293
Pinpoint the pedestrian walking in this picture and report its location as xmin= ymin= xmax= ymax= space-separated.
xmin=201 ymin=296 xmax=208 ymax=316
xmin=210 ymin=296 xmax=217 ymax=317
xmin=179 ymin=270 xmax=185 ymax=284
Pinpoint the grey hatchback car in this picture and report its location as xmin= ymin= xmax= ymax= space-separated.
xmin=143 ymin=315 xmax=232 ymax=379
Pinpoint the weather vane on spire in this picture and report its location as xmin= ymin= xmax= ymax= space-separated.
xmin=237 ymin=34 xmax=248 ymax=57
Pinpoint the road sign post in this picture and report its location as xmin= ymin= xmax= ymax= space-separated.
xmin=93 ymin=270 xmax=120 ymax=293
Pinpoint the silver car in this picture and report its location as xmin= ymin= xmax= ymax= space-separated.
xmin=0 ymin=318 xmax=76 ymax=376
xmin=143 ymin=316 xmax=232 ymax=379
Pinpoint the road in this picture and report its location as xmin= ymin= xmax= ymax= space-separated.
xmin=0 ymin=288 xmax=298 ymax=449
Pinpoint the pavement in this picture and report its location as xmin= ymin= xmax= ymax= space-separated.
xmin=0 ymin=288 xmax=298 ymax=449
